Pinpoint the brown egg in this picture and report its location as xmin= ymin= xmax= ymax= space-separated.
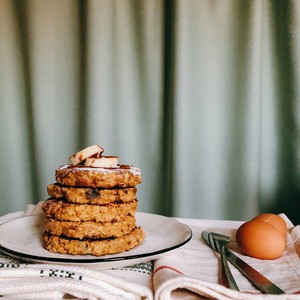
xmin=236 ymin=220 xmax=286 ymax=259
xmin=252 ymin=213 xmax=287 ymax=238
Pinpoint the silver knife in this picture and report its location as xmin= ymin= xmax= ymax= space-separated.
xmin=224 ymin=247 xmax=285 ymax=294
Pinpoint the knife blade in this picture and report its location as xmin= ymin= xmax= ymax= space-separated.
xmin=224 ymin=246 xmax=285 ymax=294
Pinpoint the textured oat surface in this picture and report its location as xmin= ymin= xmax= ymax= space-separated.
xmin=42 ymin=227 xmax=145 ymax=256
xmin=47 ymin=183 xmax=137 ymax=204
xmin=44 ymin=216 xmax=136 ymax=239
xmin=55 ymin=165 xmax=142 ymax=188
xmin=42 ymin=199 xmax=138 ymax=222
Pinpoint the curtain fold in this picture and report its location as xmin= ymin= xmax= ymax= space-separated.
xmin=267 ymin=1 xmax=300 ymax=222
xmin=0 ymin=0 xmax=299 ymax=224
xmin=173 ymin=0 xmax=264 ymax=218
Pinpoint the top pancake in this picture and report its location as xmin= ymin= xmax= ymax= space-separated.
xmin=55 ymin=164 xmax=142 ymax=188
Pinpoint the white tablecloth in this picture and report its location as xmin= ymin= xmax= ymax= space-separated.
xmin=1 ymin=203 xmax=300 ymax=299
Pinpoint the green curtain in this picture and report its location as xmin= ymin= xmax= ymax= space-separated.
xmin=0 ymin=0 xmax=299 ymax=224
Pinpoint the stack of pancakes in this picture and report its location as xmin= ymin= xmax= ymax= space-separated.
xmin=41 ymin=149 xmax=145 ymax=256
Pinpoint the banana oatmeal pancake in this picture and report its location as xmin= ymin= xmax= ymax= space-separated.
xmin=41 ymin=145 xmax=145 ymax=256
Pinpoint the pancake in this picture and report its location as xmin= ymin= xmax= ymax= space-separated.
xmin=44 ymin=216 xmax=136 ymax=239
xmin=47 ymin=183 xmax=136 ymax=204
xmin=42 ymin=198 xmax=138 ymax=222
xmin=55 ymin=164 xmax=142 ymax=188
xmin=42 ymin=227 xmax=145 ymax=256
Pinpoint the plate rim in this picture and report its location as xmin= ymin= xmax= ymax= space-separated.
xmin=0 ymin=212 xmax=193 ymax=265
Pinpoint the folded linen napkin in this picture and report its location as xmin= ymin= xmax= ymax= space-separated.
xmin=153 ymin=214 xmax=300 ymax=300
xmin=0 ymin=202 xmax=153 ymax=300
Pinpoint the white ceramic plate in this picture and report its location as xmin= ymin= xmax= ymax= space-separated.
xmin=0 ymin=212 xmax=192 ymax=269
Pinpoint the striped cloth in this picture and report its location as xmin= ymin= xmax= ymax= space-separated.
xmin=153 ymin=214 xmax=300 ymax=300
